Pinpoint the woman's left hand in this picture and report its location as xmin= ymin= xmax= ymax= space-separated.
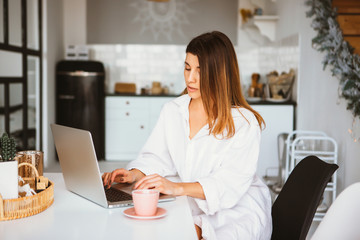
xmin=134 ymin=174 xmax=182 ymax=196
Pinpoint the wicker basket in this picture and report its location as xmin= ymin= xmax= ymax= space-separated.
xmin=0 ymin=163 xmax=54 ymax=221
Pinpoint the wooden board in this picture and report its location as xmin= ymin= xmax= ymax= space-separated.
xmin=344 ymin=36 xmax=360 ymax=54
xmin=332 ymin=0 xmax=360 ymax=54
xmin=114 ymin=83 xmax=136 ymax=94
xmin=333 ymin=0 xmax=360 ymax=14
xmin=337 ymin=15 xmax=360 ymax=35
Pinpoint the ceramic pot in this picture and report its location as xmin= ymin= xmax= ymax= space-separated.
xmin=0 ymin=160 xmax=18 ymax=199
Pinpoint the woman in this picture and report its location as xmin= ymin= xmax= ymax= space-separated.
xmin=102 ymin=31 xmax=272 ymax=240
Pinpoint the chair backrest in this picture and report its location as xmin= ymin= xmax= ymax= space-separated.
xmin=311 ymin=182 xmax=360 ymax=240
xmin=271 ymin=155 xmax=338 ymax=240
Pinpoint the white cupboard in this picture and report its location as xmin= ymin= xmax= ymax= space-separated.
xmin=105 ymin=96 xmax=294 ymax=178
xmin=105 ymin=96 xmax=174 ymax=160
xmin=252 ymin=105 xmax=294 ymax=177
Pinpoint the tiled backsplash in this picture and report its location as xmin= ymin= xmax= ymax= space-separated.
xmin=237 ymin=34 xmax=299 ymax=98
xmin=89 ymin=44 xmax=187 ymax=94
xmin=88 ymin=34 xmax=299 ymax=97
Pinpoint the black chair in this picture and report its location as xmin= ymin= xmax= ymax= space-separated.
xmin=271 ymin=155 xmax=339 ymax=240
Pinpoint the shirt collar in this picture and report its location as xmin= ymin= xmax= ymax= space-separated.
xmin=174 ymin=94 xmax=211 ymax=140
xmin=173 ymin=94 xmax=191 ymax=121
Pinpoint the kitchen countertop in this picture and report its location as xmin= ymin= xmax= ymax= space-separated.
xmin=106 ymin=93 xmax=297 ymax=105
xmin=106 ymin=93 xmax=180 ymax=97
xmin=246 ymin=99 xmax=297 ymax=106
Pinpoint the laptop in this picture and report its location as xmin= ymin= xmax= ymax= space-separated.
xmin=51 ymin=124 xmax=175 ymax=208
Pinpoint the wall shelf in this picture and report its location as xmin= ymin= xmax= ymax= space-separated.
xmin=253 ymin=15 xmax=279 ymax=41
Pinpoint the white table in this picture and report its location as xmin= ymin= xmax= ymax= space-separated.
xmin=0 ymin=173 xmax=198 ymax=240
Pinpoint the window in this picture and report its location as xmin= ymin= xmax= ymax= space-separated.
xmin=0 ymin=0 xmax=42 ymax=150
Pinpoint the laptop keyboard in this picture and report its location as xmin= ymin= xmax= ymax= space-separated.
xmin=105 ymin=188 xmax=132 ymax=202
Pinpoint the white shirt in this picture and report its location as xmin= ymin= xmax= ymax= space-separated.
xmin=127 ymin=94 xmax=272 ymax=240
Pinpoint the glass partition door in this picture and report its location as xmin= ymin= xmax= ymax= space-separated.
xmin=0 ymin=0 xmax=42 ymax=150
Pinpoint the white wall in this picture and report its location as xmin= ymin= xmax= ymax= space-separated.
xmin=63 ymin=0 xmax=86 ymax=49
xmin=44 ymin=0 xmax=86 ymax=169
xmin=43 ymin=0 xmax=64 ymax=169
xmin=275 ymin=0 xmax=360 ymax=192
xmin=86 ymin=0 xmax=238 ymax=45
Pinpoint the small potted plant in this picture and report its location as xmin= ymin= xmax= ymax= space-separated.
xmin=0 ymin=133 xmax=18 ymax=199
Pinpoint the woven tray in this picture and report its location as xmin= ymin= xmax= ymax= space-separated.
xmin=0 ymin=163 xmax=54 ymax=221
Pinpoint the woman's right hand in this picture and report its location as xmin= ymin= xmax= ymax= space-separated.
xmin=102 ymin=168 xmax=136 ymax=189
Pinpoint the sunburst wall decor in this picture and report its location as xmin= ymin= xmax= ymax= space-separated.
xmin=130 ymin=0 xmax=196 ymax=41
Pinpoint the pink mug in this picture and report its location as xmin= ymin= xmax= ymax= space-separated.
xmin=132 ymin=189 xmax=159 ymax=216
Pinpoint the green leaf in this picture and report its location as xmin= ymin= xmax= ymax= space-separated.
xmin=344 ymin=81 xmax=358 ymax=93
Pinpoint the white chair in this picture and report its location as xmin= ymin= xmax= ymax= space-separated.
xmin=284 ymin=130 xmax=328 ymax=179
xmin=311 ymin=182 xmax=360 ymax=240
xmin=284 ymin=130 xmax=338 ymax=221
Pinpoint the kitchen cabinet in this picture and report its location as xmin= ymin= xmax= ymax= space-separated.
xmin=105 ymin=96 xmax=175 ymax=160
xmin=252 ymin=105 xmax=294 ymax=177
xmin=105 ymin=96 xmax=295 ymax=179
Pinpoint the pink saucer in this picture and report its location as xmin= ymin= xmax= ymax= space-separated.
xmin=123 ymin=207 xmax=167 ymax=220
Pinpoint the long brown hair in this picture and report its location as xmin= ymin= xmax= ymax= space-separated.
xmin=184 ymin=31 xmax=265 ymax=138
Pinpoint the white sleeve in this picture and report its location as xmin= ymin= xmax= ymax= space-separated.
xmin=126 ymin=104 xmax=177 ymax=177
xmin=194 ymin=117 xmax=261 ymax=215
